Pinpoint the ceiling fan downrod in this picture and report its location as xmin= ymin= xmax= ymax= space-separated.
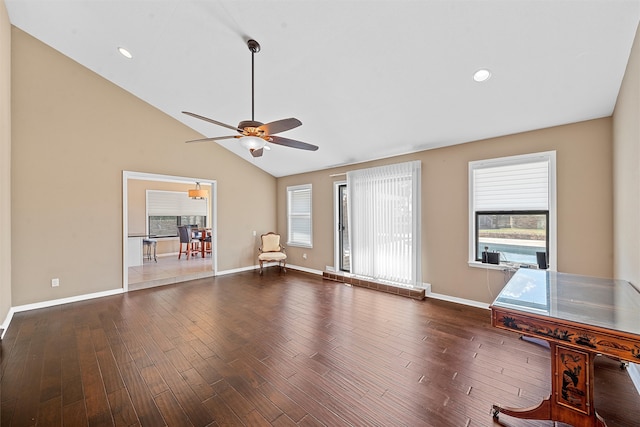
xmin=247 ymin=39 xmax=261 ymax=122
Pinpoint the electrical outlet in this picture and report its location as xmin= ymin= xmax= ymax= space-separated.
xmin=252 ymin=230 xmax=256 ymax=236
xmin=303 ymin=253 xmax=308 ymax=259
xmin=51 ymin=278 xmax=59 ymax=287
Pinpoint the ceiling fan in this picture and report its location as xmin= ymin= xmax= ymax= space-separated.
xmin=183 ymin=39 xmax=318 ymax=158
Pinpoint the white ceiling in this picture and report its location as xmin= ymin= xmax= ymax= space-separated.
xmin=6 ymin=0 xmax=640 ymax=177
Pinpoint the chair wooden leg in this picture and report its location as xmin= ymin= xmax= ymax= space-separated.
xmin=259 ymin=260 xmax=264 ymax=275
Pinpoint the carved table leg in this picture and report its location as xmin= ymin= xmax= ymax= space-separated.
xmin=492 ymin=342 xmax=608 ymax=427
xmin=491 ymin=398 xmax=551 ymax=420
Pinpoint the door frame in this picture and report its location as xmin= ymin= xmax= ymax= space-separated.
xmin=333 ymin=180 xmax=348 ymax=272
xmin=122 ymin=170 xmax=218 ymax=292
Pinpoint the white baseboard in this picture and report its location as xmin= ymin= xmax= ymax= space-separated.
xmin=1 ymin=288 xmax=124 ymax=339
xmin=287 ymin=264 xmax=324 ymax=276
xmin=426 ymin=291 xmax=490 ymax=310
xmin=628 ymin=363 xmax=640 ymax=396
xmin=216 ymin=265 xmax=259 ymax=276
xmin=218 ymin=263 xmax=324 ymax=277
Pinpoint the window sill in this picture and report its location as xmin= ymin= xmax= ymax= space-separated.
xmin=287 ymin=242 xmax=313 ymax=249
xmin=468 ymin=261 xmax=545 ymax=271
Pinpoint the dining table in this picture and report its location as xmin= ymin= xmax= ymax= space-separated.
xmin=191 ymin=227 xmax=212 ymax=258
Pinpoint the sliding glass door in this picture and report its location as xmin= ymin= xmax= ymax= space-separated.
xmin=338 ymin=183 xmax=350 ymax=272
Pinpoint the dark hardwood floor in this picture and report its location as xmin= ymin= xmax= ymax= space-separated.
xmin=1 ymin=269 xmax=639 ymax=426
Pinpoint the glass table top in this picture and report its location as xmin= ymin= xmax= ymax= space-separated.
xmin=492 ymin=269 xmax=640 ymax=336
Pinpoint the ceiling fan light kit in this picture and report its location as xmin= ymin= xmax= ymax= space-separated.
xmin=182 ymin=39 xmax=318 ymax=158
xmin=240 ymin=135 xmax=266 ymax=150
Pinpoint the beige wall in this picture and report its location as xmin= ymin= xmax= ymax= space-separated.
xmin=0 ymin=0 xmax=11 ymax=327
xmin=613 ymin=22 xmax=640 ymax=286
xmin=278 ymin=118 xmax=613 ymax=304
xmin=4 ymin=14 xmax=627 ymax=310
xmin=11 ymin=28 xmax=276 ymax=306
xmin=612 ymin=21 xmax=640 ymax=388
xmin=127 ymin=179 xmax=212 ymax=255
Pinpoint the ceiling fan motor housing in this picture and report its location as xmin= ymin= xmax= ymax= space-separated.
xmin=238 ymin=120 xmax=265 ymax=136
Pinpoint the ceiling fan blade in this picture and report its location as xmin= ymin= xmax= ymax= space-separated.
xmin=185 ymin=135 xmax=238 ymax=143
xmin=258 ymin=118 xmax=302 ymax=135
xmin=182 ymin=111 xmax=242 ymax=132
xmin=269 ymin=135 xmax=319 ymax=151
xmin=250 ymin=148 xmax=264 ymax=157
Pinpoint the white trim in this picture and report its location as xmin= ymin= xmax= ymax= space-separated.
xmin=287 ymin=264 xmax=323 ymax=276
xmin=1 ymin=288 xmax=124 ymax=337
xmin=427 ymin=291 xmax=490 ymax=310
xmin=286 ymin=183 xmax=313 ymax=247
xmin=418 ymin=282 xmax=432 ymax=293
xmin=0 ymin=309 xmax=13 ymax=339
xmin=217 ymin=265 xmax=260 ymax=276
xmin=628 ymin=363 xmax=640 ymax=396
xmin=333 ymin=180 xmax=347 ymax=272
xmin=216 ymin=264 xmax=323 ymax=277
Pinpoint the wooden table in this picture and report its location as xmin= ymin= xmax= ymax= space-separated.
xmin=191 ymin=227 xmax=211 ymax=258
xmin=490 ymin=269 xmax=640 ymax=427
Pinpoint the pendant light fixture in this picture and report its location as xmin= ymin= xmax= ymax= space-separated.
xmin=188 ymin=182 xmax=208 ymax=199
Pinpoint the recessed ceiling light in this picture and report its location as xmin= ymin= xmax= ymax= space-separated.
xmin=473 ymin=68 xmax=491 ymax=82
xmin=118 ymin=47 xmax=133 ymax=59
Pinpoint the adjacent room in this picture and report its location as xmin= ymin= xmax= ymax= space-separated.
xmin=1 ymin=1 xmax=640 ymax=426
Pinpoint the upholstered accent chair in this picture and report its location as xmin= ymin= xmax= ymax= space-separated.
xmin=258 ymin=232 xmax=287 ymax=275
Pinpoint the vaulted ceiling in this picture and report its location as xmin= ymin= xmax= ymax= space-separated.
xmin=6 ymin=1 xmax=640 ymax=177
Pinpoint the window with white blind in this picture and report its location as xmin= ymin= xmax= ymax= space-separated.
xmin=287 ymin=184 xmax=312 ymax=247
xmin=147 ymin=190 xmax=207 ymax=237
xmin=469 ymin=151 xmax=556 ymax=268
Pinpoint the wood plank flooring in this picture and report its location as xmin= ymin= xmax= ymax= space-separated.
xmin=1 ymin=269 xmax=639 ymax=426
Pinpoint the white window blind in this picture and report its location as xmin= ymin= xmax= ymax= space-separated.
xmin=147 ymin=190 xmax=207 ymax=216
xmin=287 ymin=184 xmax=312 ymax=247
xmin=473 ymin=158 xmax=549 ymax=211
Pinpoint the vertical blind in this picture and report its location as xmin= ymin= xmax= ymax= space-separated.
xmin=473 ymin=159 xmax=549 ymax=211
xmin=347 ymin=161 xmax=421 ymax=287
xmin=287 ymin=185 xmax=312 ymax=247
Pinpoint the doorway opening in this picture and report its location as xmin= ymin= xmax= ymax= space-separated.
xmin=122 ymin=171 xmax=217 ymax=292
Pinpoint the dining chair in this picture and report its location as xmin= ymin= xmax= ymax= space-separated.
xmin=142 ymin=238 xmax=157 ymax=262
xmin=178 ymin=225 xmax=198 ymax=259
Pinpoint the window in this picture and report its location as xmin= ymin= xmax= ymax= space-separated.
xmin=287 ymin=184 xmax=312 ymax=247
xmin=147 ymin=190 xmax=207 ymax=237
xmin=149 ymin=215 xmax=207 ymax=237
xmin=476 ymin=211 xmax=548 ymax=264
xmin=469 ymin=151 xmax=556 ymax=268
